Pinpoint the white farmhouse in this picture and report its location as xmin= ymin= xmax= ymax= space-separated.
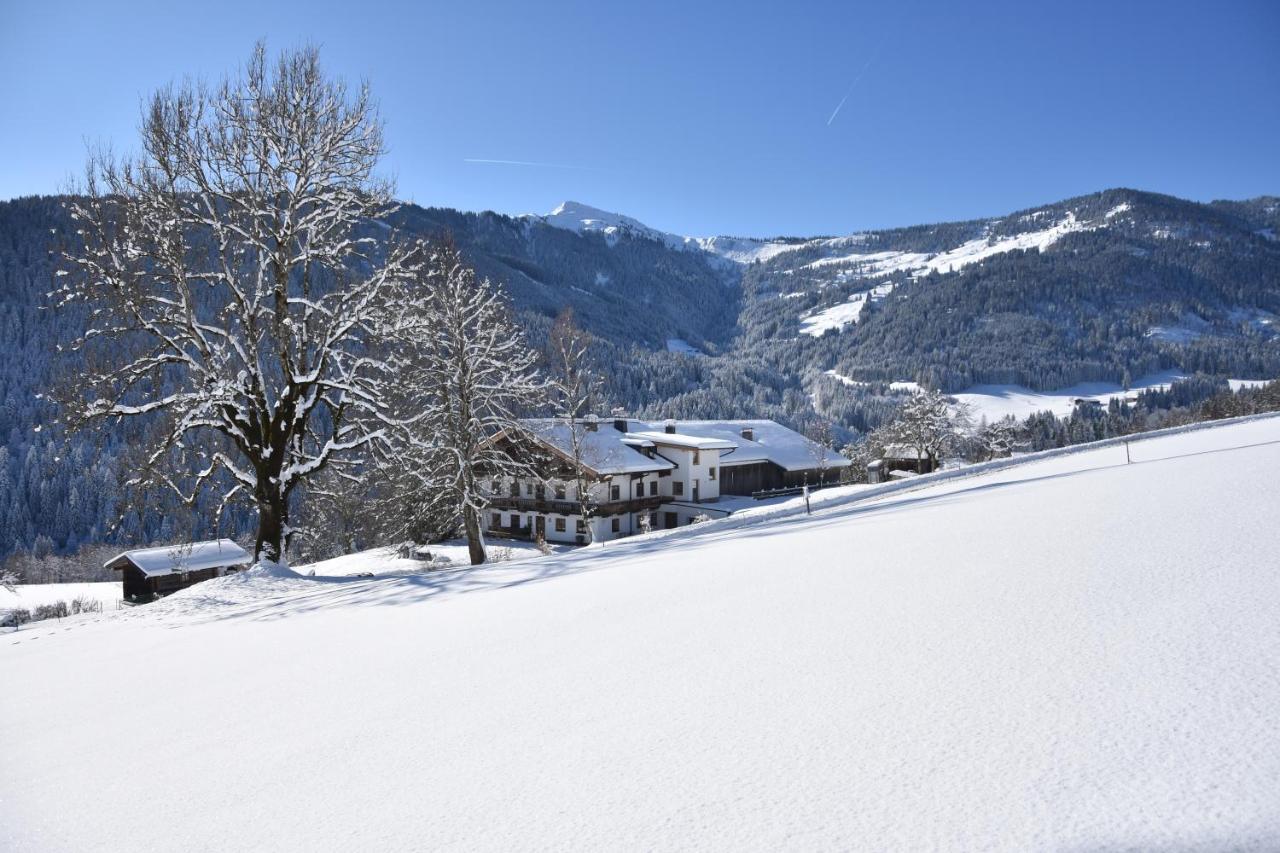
xmin=485 ymin=416 xmax=848 ymax=544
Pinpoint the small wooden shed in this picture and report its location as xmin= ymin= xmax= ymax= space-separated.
xmin=105 ymin=539 xmax=252 ymax=601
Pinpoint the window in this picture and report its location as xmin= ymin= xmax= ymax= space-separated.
xmin=555 ymin=484 xmax=566 ymax=500
xmin=554 ymin=517 xmax=566 ymax=532
xmin=611 ymin=517 xmax=620 ymax=533
xmin=576 ymin=519 xmax=587 ymax=533
xmin=610 ymin=484 xmax=620 ymax=501
xmin=491 ymin=513 xmax=500 ymax=528
xmin=525 ymin=483 xmax=534 ymax=496
xmin=649 ymin=480 xmax=657 ymax=496
xmin=692 ymin=450 xmax=700 ymax=465
xmin=509 ymin=482 xmax=519 ymax=497
xmin=674 ymin=481 xmax=684 ymax=496
xmin=708 ymin=467 xmax=716 ymax=481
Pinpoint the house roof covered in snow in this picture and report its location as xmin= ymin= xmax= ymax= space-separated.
xmin=520 ymin=420 xmax=675 ymax=476
xmin=518 ymin=418 xmax=848 ymax=475
xmin=627 ymin=419 xmax=849 ymax=472
xmin=626 ymin=431 xmax=738 ymax=451
xmin=104 ymin=539 xmax=252 ymax=578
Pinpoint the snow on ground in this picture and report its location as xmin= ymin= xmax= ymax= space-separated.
xmin=795 ymin=212 xmax=1105 ymax=285
xmin=953 ymin=369 xmax=1190 ymax=421
xmin=823 ymin=370 xmax=921 ymax=393
xmin=1146 ymin=325 xmax=1204 ymax=343
xmin=799 ymin=283 xmax=895 ymax=336
xmin=4 ymin=418 xmax=1280 ymax=851
xmin=0 ymin=581 xmax=122 ymax=615
xmin=297 ymin=538 xmax=567 ymax=577
xmin=665 ymin=337 xmax=703 ymax=356
xmin=694 ymin=234 xmax=802 ymax=265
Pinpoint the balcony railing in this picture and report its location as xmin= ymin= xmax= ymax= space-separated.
xmin=486 ymin=494 xmax=664 ymax=517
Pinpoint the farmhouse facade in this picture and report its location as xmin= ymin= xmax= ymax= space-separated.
xmin=486 ymin=416 xmax=848 ymax=544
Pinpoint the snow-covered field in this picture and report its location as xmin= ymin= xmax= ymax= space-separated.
xmin=3 ymin=417 xmax=1279 ymax=851
xmin=0 ymin=581 xmax=122 ymax=615
xmin=952 ymin=370 xmax=1279 ymax=421
xmin=297 ymin=538 xmax=568 ymax=577
xmin=799 ymin=283 xmax=895 ymax=336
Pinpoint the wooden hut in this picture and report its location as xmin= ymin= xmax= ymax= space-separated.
xmin=105 ymin=539 xmax=252 ymax=601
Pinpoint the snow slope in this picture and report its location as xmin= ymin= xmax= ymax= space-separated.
xmin=799 ymin=283 xmax=895 ymax=336
xmin=3 ymin=418 xmax=1279 ymax=852
xmin=953 ymin=369 xmax=1191 ymax=421
xmin=0 ymin=582 xmax=121 ymax=614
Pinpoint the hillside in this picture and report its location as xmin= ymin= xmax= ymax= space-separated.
xmin=1 ymin=189 xmax=1278 ymax=559
xmin=4 ymin=416 xmax=1279 ymax=851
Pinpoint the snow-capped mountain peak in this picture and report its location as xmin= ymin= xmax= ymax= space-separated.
xmin=542 ymin=201 xmax=677 ymax=247
xmin=539 ymin=200 xmax=806 ymax=264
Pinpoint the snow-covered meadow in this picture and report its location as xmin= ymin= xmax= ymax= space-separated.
xmin=0 ymin=582 xmax=122 ymax=616
xmin=3 ymin=417 xmax=1279 ymax=851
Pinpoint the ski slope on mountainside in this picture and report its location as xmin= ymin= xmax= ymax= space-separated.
xmin=3 ymin=418 xmax=1279 ymax=852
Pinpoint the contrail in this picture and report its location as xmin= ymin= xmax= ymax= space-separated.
xmin=463 ymin=158 xmax=594 ymax=170
xmin=827 ymin=51 xmax=880 ymax=126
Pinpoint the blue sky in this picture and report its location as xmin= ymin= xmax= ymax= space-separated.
xmin=2 ymin=0 xmax=1277 ymax=236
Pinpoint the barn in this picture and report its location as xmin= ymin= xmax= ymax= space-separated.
xmin=105 ymin=539 xmax=252 ymax=601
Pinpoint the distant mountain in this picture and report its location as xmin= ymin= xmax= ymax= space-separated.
xmin=535 ymin=200 xmax=808 ymax=265
xmin=0 ymin=187 xmax=1277 ymax=557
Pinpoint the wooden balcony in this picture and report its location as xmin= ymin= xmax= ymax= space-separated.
xmin=486 ymin=494 xmax=664 ymax=517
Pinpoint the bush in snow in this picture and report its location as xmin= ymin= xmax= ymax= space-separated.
xmin=1 ymin=607 xmax=32 ymax=628
xmin=34 ymin=600 xmax=70 ymax=621
xmin=71 ymin=594 xmax=103 ymax=615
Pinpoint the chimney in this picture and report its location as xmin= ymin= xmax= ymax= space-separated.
xmin=740 ymin=427 xmax=754 ymax=442
xmin=584 ymin=414 xmax=598 ymax=432
xmin=664 ymin=419 xmax=676 ymax=434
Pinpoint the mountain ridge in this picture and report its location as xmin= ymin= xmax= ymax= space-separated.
xmin=1 ymin=186 xmax=1277 ymax=556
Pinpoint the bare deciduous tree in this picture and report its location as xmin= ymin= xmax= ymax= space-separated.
xmin=881 ymin=390 xmax=972 ymax=473
xmin=805 ymin=420 xmax=835 ymax=486
xmin=546 ymin=308 xmax=605 ymax=542
xmin=53 ymin=44 xmax=420 ymax=563
xmin=390 ymin=241 xmax=550 ymax=565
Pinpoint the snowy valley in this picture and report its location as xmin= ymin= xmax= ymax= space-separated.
xmin=4 ymin=416 xmax=1279 ymax=851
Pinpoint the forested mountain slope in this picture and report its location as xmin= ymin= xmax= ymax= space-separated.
xmin=0 ymin=188 xmax=1276 ymax=556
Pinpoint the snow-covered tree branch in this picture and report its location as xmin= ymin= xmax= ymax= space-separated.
xmin=53 ymin=43 xmax=420 ymax=563
xmin=380 ymin=241 xmax=551 ymax=565
xmin=546 ymin=308 xmax=605 ymax=543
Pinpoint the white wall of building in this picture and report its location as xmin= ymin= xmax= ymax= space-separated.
xmin=653 ymin=446 xmax=723 ymax=502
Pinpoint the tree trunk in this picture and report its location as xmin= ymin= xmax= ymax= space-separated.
xmin=255 ymin=491 xmax=288 ymax=564
xmin=463 ymin=504 xmax=486 ymax=565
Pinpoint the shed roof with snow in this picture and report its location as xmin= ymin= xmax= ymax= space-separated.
xmin=104 ymin=539 xmax=252 ymax=578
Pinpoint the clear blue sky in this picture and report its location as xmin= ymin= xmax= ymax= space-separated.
xmin=2 ymin=0 xmax=1277 ymax=237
